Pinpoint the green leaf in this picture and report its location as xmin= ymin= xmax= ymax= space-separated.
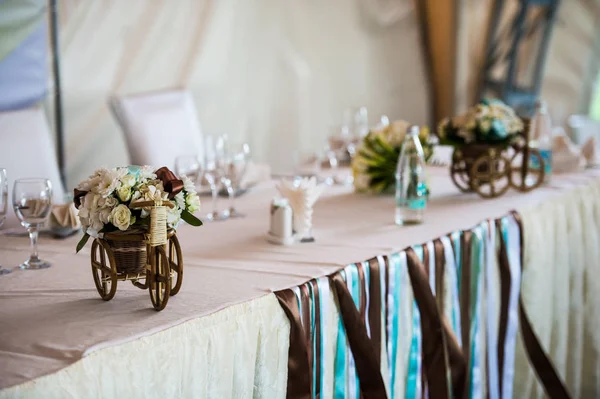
xmin=181 ymin=210 xmax=203 ymax=227
xmin=76 ymin=233 xmax=90 ymax=254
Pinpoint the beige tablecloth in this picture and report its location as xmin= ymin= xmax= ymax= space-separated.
xmin=1 ymin=167 xmax=599 ymax=397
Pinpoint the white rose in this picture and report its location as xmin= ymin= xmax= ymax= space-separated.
xmin=99 ymin=196 xmax=118 ymax=208
xmin=185 ymin=193 xmax=201 ymax=213
xmin=117 ymin=185 xmax=132 ymax=202
xmin=110 ymin=204 xmax=132 ymax=231
xmin=120 ymin=174 xmax=136 ymax=189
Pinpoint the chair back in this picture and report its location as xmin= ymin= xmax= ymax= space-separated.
xmin=109 ymin=88 xmax=204 ymax=170
xmin=0 ymin=107 xmax=65 ymax=228
xmin=568 ymin=115 xmax=600 ymax=145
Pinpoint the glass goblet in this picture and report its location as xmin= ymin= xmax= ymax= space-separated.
xmin=175 ymin=154 xmax=203 ymax=184
xmin=223 ymin=143 xmax=250 ymax=218
xmin=0 ymin=169 xmax=10 ymax=275
xmin=13 ymin=178 xmax=53 ymax=270
xmin=203 ymin=135 xmax=227 ymax=221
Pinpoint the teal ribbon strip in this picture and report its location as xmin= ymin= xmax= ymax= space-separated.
xmin=388 ymin=253 xmax=401 ymax=398
xmin=406 ymin=245 xmax=423 ymax=399
xmin=334 ymin=270 xmax=348 ymax=398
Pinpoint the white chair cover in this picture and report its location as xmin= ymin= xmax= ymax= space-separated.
xmin=0 ymin=107 xmax=65 ymax=229
xmin=568 ymin=114 xmax=600 ymax=145
xmin=109 ymin=89 xmax=204 ymax=170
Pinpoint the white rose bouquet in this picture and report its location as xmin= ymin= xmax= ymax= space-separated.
xmin=73 ymin=165 xmax=202 ymax=252
xmin=437 ymin=99 xmax=523 ymax=146
xmin=351 ymin=120 xmax=434 ymax=194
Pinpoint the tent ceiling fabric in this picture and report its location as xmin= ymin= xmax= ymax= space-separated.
xmin=56 ymin=0 xmax=429 ymax=188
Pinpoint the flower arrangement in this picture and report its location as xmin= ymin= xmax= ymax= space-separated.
xmin=351 ymin=120 xmax=434 ymax=194
xmin=73 ymin=165 xmax=202 ymax=252
xmin=437 ymin=99 xmax=523 ymax=146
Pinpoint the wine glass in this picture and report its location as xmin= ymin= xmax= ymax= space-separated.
xmin=222 ymin=142 xmax=250 ymax=218
xmin=13 ymin=178 xmax=53 ymax=270
xmin=175 ymin=154 xmax=203 ymax=183
xmin=203 ymin=135 xmax=226 ymax=221
xmin=0 ymin=169 xmax=11 ymax=275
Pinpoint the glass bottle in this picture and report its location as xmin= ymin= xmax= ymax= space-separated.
xmin=529 ymin=100 xmax=553 ymax=182
xmin=395 ymin=125 xmax=428 ymax=225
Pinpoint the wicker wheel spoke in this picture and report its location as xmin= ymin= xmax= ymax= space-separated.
xmin=509 ymin=149 xmax=545 ymax=192
xmin=149 ymin=246 xmax=171 ymax=311
xmin=90 ymin=239 xmax=117 ymax=301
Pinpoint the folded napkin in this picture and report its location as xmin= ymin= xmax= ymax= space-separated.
xmin=49 ymin=203 xmax=81 ymax=231
xmin=277 ymin=177 xmax=326 ymax=240
xmin=552 ymin=128 xmax=598 ymax=173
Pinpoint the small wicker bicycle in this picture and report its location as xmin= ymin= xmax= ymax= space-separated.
xmin=89 ymin=199 xmax=183 ymax=311
xmin=449 ymin=121 xmax=546 ymax=198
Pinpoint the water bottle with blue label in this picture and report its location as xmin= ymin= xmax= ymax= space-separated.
xmin=395 ymin=125 xmax=428 ymax=225
xmin=529 ymin=100 xmax=553 ymax=182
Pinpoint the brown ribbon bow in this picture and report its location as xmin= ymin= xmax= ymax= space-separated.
xmin=155 ymin=166 xmax=184 ymax=199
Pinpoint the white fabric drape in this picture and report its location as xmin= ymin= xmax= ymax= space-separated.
xmin=56 ymin=0 xmax=429 ymax=188
xmin=0 ymin=294 xmax=290 ymax=399
xmin=515 ymin=179 xmax=600 ymax=398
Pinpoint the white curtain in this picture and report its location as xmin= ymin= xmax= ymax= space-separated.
xmin=56 ymin=0 xmax=428 ymax=188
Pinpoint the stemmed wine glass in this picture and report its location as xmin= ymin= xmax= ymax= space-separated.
xmin=203 ymin=135 xmax=226 ymax=221
xmin=175 ymin=154 xmax=203 ymax=184
xmin=222 ymin=142 xmax=250 ymax=218
xmin=13 ymin=178 xmax=53 ymax=270
xmin=0 ymin=169 xmax=11 ymax=275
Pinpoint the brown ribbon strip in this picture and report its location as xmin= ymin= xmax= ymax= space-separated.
xmin=155 ymin=166 xmax=184 ymax=199
xmin=299 ymin=283 xmax=313 ymax=386
xmin=460 ymin=230 xmax=473 ymax=397
xmin=434 ymin=239 xmax=446 ymax=316
xmin=368 ymin=257 xmax=383 ymax=367
xmin=421 ymin=244 xmax=430 ymax=399
xmin=331 ymin=272 xmax=387 ymax=399
xmin=310 ymin=280 xmax=322 ymax=397
xmin=507 ymin=211 xmax=572 ymax=399
xmin=405 ymin=248 xmax=456 ymax=399
xmin=495 ymin=218 xmax=511 ymax=396
xmin=274 ymin=289 xmax=312 ymax=399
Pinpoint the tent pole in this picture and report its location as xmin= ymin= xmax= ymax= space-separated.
xmin=49 ymin=0 xmax=66 ymax=190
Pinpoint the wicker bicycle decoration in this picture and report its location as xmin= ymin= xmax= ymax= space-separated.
xmin=74 ymin=165 xmax=202 ymax=311
xmin=450 ymin=125 xmax=545 ymax=198
xmin=439 ymin=100 xmax=546 ymax=199
xmin=90 ymin=199 xmax=183 ymax=311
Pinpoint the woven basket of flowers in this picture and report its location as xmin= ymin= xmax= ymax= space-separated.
xmin=437 ymin=99 xmax=545 ymax=198
xmin=73 ymin=165 xmax=202 ymax=310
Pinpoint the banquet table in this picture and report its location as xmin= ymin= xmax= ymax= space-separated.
xmin=1 ymin=166 xmax=599 ymax=398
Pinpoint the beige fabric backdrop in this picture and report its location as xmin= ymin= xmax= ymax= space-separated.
xmin=55 ymin=0 xmax=429 ymax=189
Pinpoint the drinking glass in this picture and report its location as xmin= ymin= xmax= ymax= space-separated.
xmin=13 ymin=178 xmax=53 ymax=270
xmin=203 ymin=135 xmax=226 ymax=221
xmin=0 ymin=169 xmax=10 ymax=275
xmin=175 ymin=154 xmax=203 ymax=183
xmin=222 ymin=142 xmax=250 ymax=218
xmin=355 ymin=106 xmax=369 ymax=138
